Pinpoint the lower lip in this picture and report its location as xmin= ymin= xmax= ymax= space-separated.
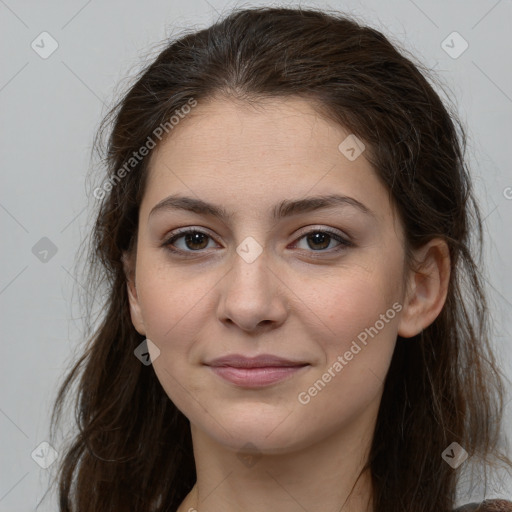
xmin=208 ymin=365 xmax=308 ymax=387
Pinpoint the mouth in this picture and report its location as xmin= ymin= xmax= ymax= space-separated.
xmin=204 ymin=354 xmax=310 ymax=388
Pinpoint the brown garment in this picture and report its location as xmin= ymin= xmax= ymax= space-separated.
xmin=455 ymin=500 xmax=512 ymax=511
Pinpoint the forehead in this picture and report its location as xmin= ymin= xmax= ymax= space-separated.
xmin=141 ymin=96 xmax=392 ymax=226
xmin=151 ymin=96 xmax=349 ymax=166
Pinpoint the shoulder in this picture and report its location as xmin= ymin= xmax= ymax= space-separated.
xmin=455 ymin=500 xmax=512 ymax=511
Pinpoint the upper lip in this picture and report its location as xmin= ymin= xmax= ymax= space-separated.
xmin=205 ymin=354 xmax=309 ymax=368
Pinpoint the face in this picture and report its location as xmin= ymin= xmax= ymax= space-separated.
xmin=126 ymin=96 xmax=411 ymax=454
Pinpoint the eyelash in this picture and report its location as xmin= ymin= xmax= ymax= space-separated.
xmin=162 ymin=227 xmax=353 ymax=256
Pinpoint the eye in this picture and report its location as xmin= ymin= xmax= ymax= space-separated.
xmin=292 ymin=228 xmax=352 ymax=252
xmin=163 ymin=229 xmax=219 ymax=253
xmin=162 ymin=227 xmax=352 ymax=256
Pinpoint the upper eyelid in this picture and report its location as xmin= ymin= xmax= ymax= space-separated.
xmin=165 ymin=225 xmax=348 ymax=238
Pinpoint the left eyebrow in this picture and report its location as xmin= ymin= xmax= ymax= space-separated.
xmin=148 ymin=193 xmax=376 ymax=222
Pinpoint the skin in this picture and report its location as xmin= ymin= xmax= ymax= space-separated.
xmin=124 ymin=96 xmax=451 ymax=512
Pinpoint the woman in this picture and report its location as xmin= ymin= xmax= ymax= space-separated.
xmin=51 ymin=6 xmax=512 ymax=512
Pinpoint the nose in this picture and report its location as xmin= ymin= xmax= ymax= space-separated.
xmin=216 ymin=247 xmax=289 ymax=333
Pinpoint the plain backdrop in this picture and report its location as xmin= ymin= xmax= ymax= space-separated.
xmin=1 ymin=0 xmax=511 ymax=510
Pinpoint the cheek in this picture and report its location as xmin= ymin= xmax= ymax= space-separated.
xmin=308 ymin=260 xmax=403 ymax=348
xmin=134 ymin=264 xmax=209 ymax=410
xmin=135 ymin=259 xmax=211 ymax=345
xmin=295 ymin=261 xmax=402 ymax=403
xmin=292 ymin=282 xmax=399 ymax=438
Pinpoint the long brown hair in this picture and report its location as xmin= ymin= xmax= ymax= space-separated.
xmin=50 ymin=6 xmax=511 ymax=511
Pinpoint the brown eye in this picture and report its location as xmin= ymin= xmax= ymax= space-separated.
xmin=294 ymin=229 xmax=352 ymax=252
xmin=164 ymin=229 xmax=218 ymax=253
xmin=182 ymin=232 xmax=210 ymax=250
xmin=305 ymin=232 xmax=331 ymax=250
xmin=163 ymin=227 xmax=352 ymax=256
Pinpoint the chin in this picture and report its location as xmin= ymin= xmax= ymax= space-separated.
xmin=215 ymin=427 xmax=308 ymax=455
xmin=191 ymin=405 xmax=316 ymax=455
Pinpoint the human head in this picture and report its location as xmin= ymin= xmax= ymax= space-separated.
xmin=52 ymin=7 xmax=507 ymax=512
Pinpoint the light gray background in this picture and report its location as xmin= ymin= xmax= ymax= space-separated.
xmin=1 ymin=0 xmax=511 ymax=510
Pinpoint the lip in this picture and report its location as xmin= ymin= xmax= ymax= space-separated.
xmin=204 ymin=354 xmax=310 ymax=388
xmin=206 ymin=354 xmax=309 ymax=368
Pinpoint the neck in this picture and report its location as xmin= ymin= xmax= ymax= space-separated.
xmin=177 ymin=408 xmax=376 ymax=512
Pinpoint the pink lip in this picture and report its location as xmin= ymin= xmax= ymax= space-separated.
xmin=205 ymin=354 xmax=310 ymax=388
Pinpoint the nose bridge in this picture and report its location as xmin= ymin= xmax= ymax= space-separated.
xmin=229 ymin=240 xmax=274 ymax=305
xmin=218 ymin=238 xmax=288 ymax=331
xmin=232 ymin=240 xmax=270 ymax=294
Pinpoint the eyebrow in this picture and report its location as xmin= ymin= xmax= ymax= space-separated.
xmin=148 ymin=193 xmax=376 ymax=222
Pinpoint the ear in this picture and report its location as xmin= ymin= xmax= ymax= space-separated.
xmin=122 ymin=251 xmax=146 ymax=336
xmin=398 ymin=238 xmax=451 ymax=338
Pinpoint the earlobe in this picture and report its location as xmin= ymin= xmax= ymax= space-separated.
xmin=122 ymin=252 xmax=146 ymax=336
xmin=397 ymin=238 xmax=451 ymax=339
